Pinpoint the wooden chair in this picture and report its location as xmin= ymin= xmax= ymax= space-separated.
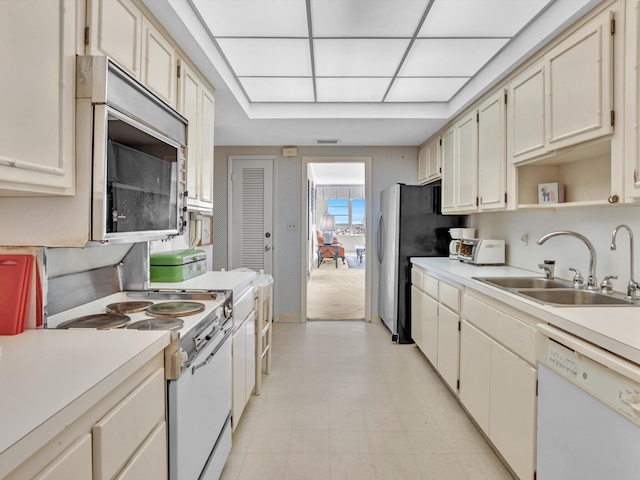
xmin=255 ymin=277 xmax=274 ymax=395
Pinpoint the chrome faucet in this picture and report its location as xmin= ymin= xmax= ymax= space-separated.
xmin=611 ymin=224 xmax=637 ymax=299
xmin=537 ymin=231 xmax=598 ymax=290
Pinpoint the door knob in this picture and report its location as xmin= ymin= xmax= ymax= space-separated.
xmin=265 ymin=245 xmax=271 ymax=252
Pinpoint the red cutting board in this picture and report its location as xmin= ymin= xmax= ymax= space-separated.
xmin=0 ymin=255 xmax=33 ymax=335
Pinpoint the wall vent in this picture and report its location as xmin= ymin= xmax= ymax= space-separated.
xmin=315 ymin=139 xmax=339 ymax=145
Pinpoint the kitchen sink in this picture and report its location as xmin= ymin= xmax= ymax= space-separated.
xmin=474 ymin=277 xmax=570 ymax=289
xmin=516 ymin=289 xmax=636 ymax=306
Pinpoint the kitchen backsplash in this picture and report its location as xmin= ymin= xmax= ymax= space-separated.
xmin=472 ymin=204 xmax=640 ymax=293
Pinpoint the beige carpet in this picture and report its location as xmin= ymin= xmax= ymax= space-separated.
xmin=307 ymin=256 xmax=365 ymax=320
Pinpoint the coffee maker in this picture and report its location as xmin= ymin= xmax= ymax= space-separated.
xmin=449 ymin=228 xmax=476 ymax=259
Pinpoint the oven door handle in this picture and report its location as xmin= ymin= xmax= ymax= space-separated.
xmin=191 ymin=327 xmax=232 ymax=375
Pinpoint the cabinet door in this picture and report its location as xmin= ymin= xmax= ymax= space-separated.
xmin=426 ymin=136 xmax=441 ymax=181
xmin=0 ymin=0 xmax=75 ymax=196
xmin=116 ymin=422 xmax=167 ymax=480
xmin=245 ymin=312 xmax=256 ymax=402
xmin=179 ymin=61 xmax=201 ymax=207
xmin=421 ymin=293 xmax=439 ymax=366
xmin=141 ymin=17 xmax=177 ymax=108
xmin=437 ymin=305 xmax=460 ymax=392
xmin=546 ymin=10 xmax=613 ymax=151
xmin=411 ymin=286 xmax=424 ymax=349
xmin=199 ymin=86 xmax=215 ymax=208
xmin=232 ymin=324 xmax=246 ymax=431
xmin=88 ymin=0 xmax=142 ymax=79
xmin=33 ymin=434 xmax=92 ymax=480
xmin=478 ymin=89 xmax=507 ymax=211
xmin=490 ymin=343 xmax=537 ymax=480
xmin=509 ymin=61 xmax=545 ymax=163
xmin=418 ymin=146 xmax=428 ymax=184
xmin=459 ymin=320 xmax=491 ymax=434
xmin=441 ymin=127 xmax=456 ymax=212
xmin=454 ymin=112 xmax=478 ymax=212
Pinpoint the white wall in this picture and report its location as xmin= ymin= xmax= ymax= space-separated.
xmin=471 ymin=204 xmax=640 ymax=293
xmin=213 ymin=146 xmax=419 ymax=321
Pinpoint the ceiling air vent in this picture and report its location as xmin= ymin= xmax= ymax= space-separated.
xmin=315 ymin=139 xmax=339 ymax=145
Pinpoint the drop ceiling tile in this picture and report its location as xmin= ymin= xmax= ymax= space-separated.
xmin=217 ymin=38 xmax=312 ymax=76
xmin=311 ymin=0 xmax=430 ymax=37
xmin=192 ymin=0 xmax=308 ymax=37
xmin=240 ymin=77 xmax=314 ymax=102
xmin=419 ymin=0 xmax=553 ymax=37
xmin=316 ymin=78 xmax=391 ymax=102
xmin=385 ymin=77 xmax=469 ymax=102
xmin=399 ymin=38 xmax=509 ymax=77
xmin=314 ymin=39 xmax=409 ymax=77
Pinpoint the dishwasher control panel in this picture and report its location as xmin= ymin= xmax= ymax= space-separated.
xmin=545 ymin=341 xmax=640 ymax=426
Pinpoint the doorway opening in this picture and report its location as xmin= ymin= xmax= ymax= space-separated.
xmin=301 ymin=158 xmax=372 ymax=321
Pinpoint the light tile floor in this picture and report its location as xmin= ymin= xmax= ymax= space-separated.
xmin=221 ymin=321 xmax=514 ymax=480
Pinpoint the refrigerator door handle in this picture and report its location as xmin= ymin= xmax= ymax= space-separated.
xmin=376 ymin=211 xmax=384 ymax=263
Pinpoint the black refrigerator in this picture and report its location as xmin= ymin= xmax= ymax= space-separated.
xmin=377 ymin=184 xmax=466 ymax=343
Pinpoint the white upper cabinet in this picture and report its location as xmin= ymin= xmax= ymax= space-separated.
xmin=478 ymin=89 xmax=507 ymax=210
xmin=419 ymin=136 xmax=441 ymax=185
xmin=178 ymin=60 xmax=215 ymax=213
xmin=546 ymin=10 xmax=613 ymax=150
xmin=509 ymin=60 xmax=546 ymax=163
xmin=141 ymin=17 xmax=177 ymax=108
xmin=0 ymin=0 xmax=76 ymax=196
xmin=624 ymin=0 xmax=640 ymax=199
xmin=509 ymin=8 xmax=614 ymax=164
xmin=441 ymin=127 xmax=456 ymax=212
xmin=454 ymin=111 xmax=479 ymax=212
xmin=87 ymin=0 xmax=143 ymax=80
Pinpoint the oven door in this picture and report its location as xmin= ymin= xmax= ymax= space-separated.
xmin=92 ymin=105 xmax=184 ymax=243
xmin=168 ymin=326 xmax=232 ymax=480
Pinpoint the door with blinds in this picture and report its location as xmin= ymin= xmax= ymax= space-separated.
xmin=229 ymin=157 xmax=274 ymax=274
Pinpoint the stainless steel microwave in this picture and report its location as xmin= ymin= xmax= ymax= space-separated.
xmin=76 ymin=56 xmax=187 ymax=244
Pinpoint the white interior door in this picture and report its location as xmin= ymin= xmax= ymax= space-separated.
xmin=229 ymin=157 xmax=274 ymax=274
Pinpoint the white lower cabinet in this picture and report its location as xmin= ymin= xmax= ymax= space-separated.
xmin=232 ymin=322 xmax=247 ymax=431
xmin=490 ymin=343 xmax=537 ymax=480
xmin=232 ymin=288 xmax=257 ymax=431
xmin=410 ymin=285 xmax=424 ymax=350
xmin=437 ymin=305 xmax=460 ymax=392
xmin=5 ymin=354 xmax=167 ymax=480
xmin=459 ymin=320 xmax=492 ymax=434
xmin=421 ymin=293 xmax=439 ymax=366
xmin=460 ymin=319 xmax=537 ymax=480
xmin=33 ymin=434 xmax=92 ymax=480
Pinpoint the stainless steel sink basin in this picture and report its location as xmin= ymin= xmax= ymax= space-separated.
xmin=516 ymin=289 xmax=635 ymax=306
xmin=474 ymin=277 xmax=570 ymax=289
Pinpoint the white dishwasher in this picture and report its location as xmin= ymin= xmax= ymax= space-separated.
xmin=537 ymin=324 xmax=640 ymax=480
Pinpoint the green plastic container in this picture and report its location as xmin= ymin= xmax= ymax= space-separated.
xmin=150 ymin=249 xmax=207 ymax=282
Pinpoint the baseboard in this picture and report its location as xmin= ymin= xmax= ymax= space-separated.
xmin=370 ymin=315 xmax=382 ymax=323
xmin=277 ymin=314 xmax=302 ymax=323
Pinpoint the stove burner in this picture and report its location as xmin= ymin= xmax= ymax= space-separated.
xmin=106 ymin=301 xmax=154 ymax=314
xmin=56 ymin=313 xmax=130 ymax=330
xmin=127 ymin=318 xmax=185 ymax=331
xmin=146 ymin=301 xmax=205 ymax=318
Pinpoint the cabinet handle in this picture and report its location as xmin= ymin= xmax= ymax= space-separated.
xmin=608 ymin=195 xmax=619 ymax=204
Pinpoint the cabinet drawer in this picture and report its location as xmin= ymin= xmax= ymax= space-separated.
xmin=93 ymin=368 xmax=165 ymax=480
xmin=33 ymin=434 xmax=92 ymax=480
xmin=411 ymin=269 xmax=424 ymax=290
xmin=463 ymin=295 xmax=536 ymax=365
xmin=233 ymin=287 xmax=255 ymax=327
xmin=439 ymin=281 xmax=460 ymax=312
xmin=424 ymin=275 xmax=439 ymax=299
xmin=116 ymin=421 xmax=167 ymax=480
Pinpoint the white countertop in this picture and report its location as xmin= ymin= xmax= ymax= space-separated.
xmin=0 ymin=329 xmax=169 ymax=475
xmin=411 ymin=257 xmax=640 ymax=366
xmin=151 ymin=270 xmax=257 ymax=299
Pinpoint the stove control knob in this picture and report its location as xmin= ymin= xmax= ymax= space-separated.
xmin=179 ymin=348 xmax=188 ymax=367
xmin=224 ymin=305 xmax=233 ymax=319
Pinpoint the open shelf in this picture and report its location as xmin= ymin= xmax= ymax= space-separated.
xmin=516 ymin=139 xmax=612 ymax=209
